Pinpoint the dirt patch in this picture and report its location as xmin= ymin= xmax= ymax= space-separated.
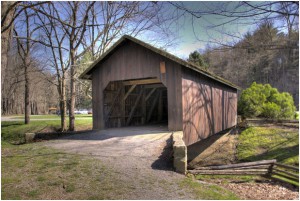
xmin=188 ymin=129 xmax=238 ymax=168
xmin=209 ymin=179 xmax=299 ymax=200
xmin=247 ymin=119 xmax=299 ymax=129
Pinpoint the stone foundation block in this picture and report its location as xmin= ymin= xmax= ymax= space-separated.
xmin=172 ymin=131 xmax=187 ymax=174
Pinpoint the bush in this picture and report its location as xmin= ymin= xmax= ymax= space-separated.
xmin=262 ymin=102 xmax=281 ymax=119
xmin=238 ymin=82 xmax=296 ymax=119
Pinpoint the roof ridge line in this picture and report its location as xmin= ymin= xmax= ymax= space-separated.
xmin=79 ymin=35 xmax=240 ymax=90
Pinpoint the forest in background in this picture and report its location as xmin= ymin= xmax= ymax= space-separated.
xmin=189 ymin=21 xmax=299 ymax=109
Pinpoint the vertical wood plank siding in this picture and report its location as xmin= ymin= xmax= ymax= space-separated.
xmin=91 ymin=40 xmax=182 ymax=131
xmin=182 ymin=68 xmax=237 ymax=146
xmin=91 ymin=38 xmax=237 ymax=145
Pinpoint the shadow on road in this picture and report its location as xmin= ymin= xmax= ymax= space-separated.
xmin=151 ymin=136 xmax=174 ymax=171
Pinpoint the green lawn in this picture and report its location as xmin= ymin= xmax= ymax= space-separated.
xmin=11 ymin=114 xmax=92 ymax=119
xmin=1 ymin=118 xmax=92 ymax=144
xmin=237 ymin=126 xmax=299 ymax=186
xmin=1 ymin=142 xmax=129 ymax=200
xmin=195 ymin=124 xmax=299 ymax=187
xmin=180 ymin=177 xmax=239 ymax=200
xmin=237 ymin=127 xmax=299 ymax=165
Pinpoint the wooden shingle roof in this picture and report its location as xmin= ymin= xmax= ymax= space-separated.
xmin=79 ymin=35 xmax=239 ymax=89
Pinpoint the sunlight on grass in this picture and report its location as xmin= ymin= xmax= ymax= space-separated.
xmin=12 ymin=114 xmax=92 ymax=119
xmin=1 ymin=143 xmax=126 ymax=200
xmin=237 ymin=127 xmax=299 ymax=165
xmin=195 ymin=174 xmax=258 ymax=183
xmin=180 ymin=177 xmax=239 ymax=200
xmin=1 ymin=119 xmax=92 ymax=144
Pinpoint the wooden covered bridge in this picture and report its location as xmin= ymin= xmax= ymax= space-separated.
xmin=79 ymin=35 xmax=238 ymax=146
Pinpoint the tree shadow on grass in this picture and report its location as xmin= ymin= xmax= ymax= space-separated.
xmin=1 ymin=122 xmax=23 ymax=128
xmin=240 ymin=145 xmax=299 ymax=165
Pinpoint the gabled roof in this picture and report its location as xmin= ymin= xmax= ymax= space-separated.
xmin=79 ymin=35 xmax=239 ymax=90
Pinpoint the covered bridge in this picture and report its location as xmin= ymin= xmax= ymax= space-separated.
xmin=79 ymin=35 xmax=238 ymax=146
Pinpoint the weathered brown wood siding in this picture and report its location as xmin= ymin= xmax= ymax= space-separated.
xmin=182 ymin=68 xmax=237 ymax=146
xmin=91 ymin=40 xmax=182 ymax=131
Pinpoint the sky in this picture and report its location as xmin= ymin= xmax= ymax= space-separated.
xmin=14 ymin=1 xmax=295 ymax=67
xmin=138 ymin=1 xmax=281 ymax=59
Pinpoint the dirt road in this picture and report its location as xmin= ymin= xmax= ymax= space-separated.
xmin=43 ymin=125 xmax=196 ymax=199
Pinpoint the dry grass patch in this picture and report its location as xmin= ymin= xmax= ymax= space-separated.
xmin=1 ymin=142 xmax=128 ymax=200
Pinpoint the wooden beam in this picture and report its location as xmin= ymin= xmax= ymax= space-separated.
xmin=272 ymin=172 xmax=299 ymax=182
xmin=126 ymin=88 xmax=144 ymax=126
xmin=194 ymin=165 xmax=270 ymax=170
xmin=275 ymin=163 xmax=299 ymax=171
xmin=194 ymin=160 xmax=277 ymax=170
xmin=141 ymin=90 xmax=146 ymax=124
xmin=145 ymin=88 xmax=156 ymax=101
xmin=158 ymin=90 xmax=163 ymax=122
xmin=189 ymin=169 xmax=269 ymax=175
xmin=123 ymin=78 xmax=161 ymax=86
xmin=146 ymin=91 xmax=160 ymax=122
xmin=272 ymin=168 xmax=299 ymax=178
xmin=120 ymin=85 xmax=125 ymax=126
xmin=123 ymin=85 xmax=136 ymax=101
xmin=105 ymin=87 xmax=122 ymax=123
xmin=144 ymin=84 xmax=165 ymax=89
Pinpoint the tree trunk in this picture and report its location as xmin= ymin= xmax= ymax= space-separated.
xmin=59 ymin=77 xmax=67 ymax=131
xmin=1 ymin=1 xmax=15 ymax=86
xmin=23 ymin=8 xmax=31 ymax=124
xmin=69 ymin=49 xmax=76 ymax=131
xmin=24 ymin=57 xmax=30 ymax=124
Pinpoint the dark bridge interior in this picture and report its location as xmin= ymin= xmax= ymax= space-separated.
xmin=103 ymin=78 xmax=168 ymax=128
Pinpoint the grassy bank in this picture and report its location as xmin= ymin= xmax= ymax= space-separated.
xmin=237 ymin=127 xmax=299 ymax=165
xmin=237 ymin=126 xmax=299 ymax=186
xmin=195 ymin=123 xmax=299 ymax=188
xmin=1 ymin=118 xmax=92 ymax=144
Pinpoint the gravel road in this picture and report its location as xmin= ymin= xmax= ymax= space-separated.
xmin=42 ymin=125 xmax=197 ymax=199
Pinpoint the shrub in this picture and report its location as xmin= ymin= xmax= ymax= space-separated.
xmin=238 ymin=82 xmax=266 ymax=117
xmin=238 ymin=82 xmax=296 ymax=119
xmin=262 ymin=102 xmax=281 ymax=119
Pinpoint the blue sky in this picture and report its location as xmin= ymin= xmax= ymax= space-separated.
xmin=138 ymin=1 xmax=280 ymax=59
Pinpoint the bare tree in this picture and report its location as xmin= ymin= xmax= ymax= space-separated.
xmin=51 ymin=1 xmax=95 ymax=131
xmin=1 ymin=1 xmax=18 ymax=86
xmin=7 ymin=1 xmax=176 ymax=131
xmin=34 ymin=3 xmax=69 ymax=131
xmin=13 ymin=8 xmax=35 ymax=124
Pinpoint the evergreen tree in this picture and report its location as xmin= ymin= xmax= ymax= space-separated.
xmin=188 ymin=51 xmax=208 ymax=69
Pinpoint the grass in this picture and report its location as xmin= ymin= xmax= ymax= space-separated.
xmin=195 ymin=174 xmax=258 ymax=183
xmin=237 ymin=127 xmax=299 ymax=165
xmin=1 ymin=118 xmax=92 ymax=144
xmin=180 ymin=177 xmax=239 ymax=200
xmin=10 ymin=114 xmax=93 ymax=119
xmin=237 ymin=126 xmax=299 ymax=186
xmin=1 ymin=142 xmax=128 ymax=200
xmin=194 ymin=123 xmax=299 ymax=188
